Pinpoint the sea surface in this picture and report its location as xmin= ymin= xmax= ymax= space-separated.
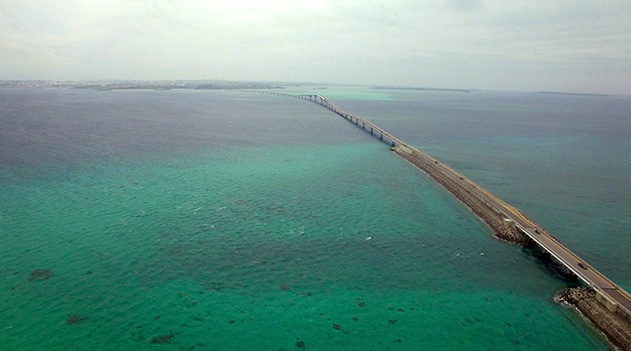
xmin=1 ymin=86 xmax=629 ymax=350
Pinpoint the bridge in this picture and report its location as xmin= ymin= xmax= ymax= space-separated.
xmin=243 ymin=90 xmax=631 ymax=322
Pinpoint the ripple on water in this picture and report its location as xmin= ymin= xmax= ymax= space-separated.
xmin=0 ymin=90 xmax=615 ymax=350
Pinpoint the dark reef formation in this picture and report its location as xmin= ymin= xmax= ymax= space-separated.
xmin=151 ymin=333 xmax=174 ymax=344
xmin=66 ymin=314 xmax=85 ymax=325
xmin=27 ymin=269 xmax=53 ymax=281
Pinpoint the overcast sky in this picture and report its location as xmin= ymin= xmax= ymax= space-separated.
xmin=1 ymin=0 xmax=630 ymax=94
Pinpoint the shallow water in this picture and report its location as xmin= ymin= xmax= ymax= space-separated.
xmin=315 ymin=88 xmax=631 ymax=291
xmin=1 ymin=87 xmax=624 ymax=350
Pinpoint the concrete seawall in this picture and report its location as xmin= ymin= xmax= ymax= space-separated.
xmin=393 ymin=145 xmax=531 ymax=244
xmin=392 ymin=144 xmax=631 ymax=349
xmin=559 ymin=288 xmax=631 ymax=350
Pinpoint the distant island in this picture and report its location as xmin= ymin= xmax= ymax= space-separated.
xmin=0 ymin=80 xmax=286 ymax=91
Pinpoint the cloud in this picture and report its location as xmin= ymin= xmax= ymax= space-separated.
xmin=446 ymin=0 xmax=483 ymax=11
xmin=0 ymin=0 xmax=630 ymax=94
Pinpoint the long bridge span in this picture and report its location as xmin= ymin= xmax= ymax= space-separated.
xmin=242 ymin=89 xmax=631 ymax=322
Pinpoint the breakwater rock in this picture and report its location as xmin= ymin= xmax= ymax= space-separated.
xmin=393 ymin=146 xmax=532 ymax=246
xmin=558 ymin=288 xmax=631 ymax=350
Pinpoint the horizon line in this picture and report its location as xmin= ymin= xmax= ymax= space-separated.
xmin=0 ymin=79 xmax=627 ymax=98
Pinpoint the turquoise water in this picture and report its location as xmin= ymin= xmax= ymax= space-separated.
xmin=317 ymin=88 xmax=631 ymax=291
xmin=0 ymin=88 xmax=622 ymax=350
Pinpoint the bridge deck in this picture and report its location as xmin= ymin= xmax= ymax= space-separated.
xmin=244 ymin=90 xmax=631 ymax=318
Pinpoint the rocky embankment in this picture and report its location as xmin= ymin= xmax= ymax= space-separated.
xmin=558 ymin=288 xmax=631 ymax=350
xmin=393 ymin=146 xmax=531 ymax=245
xmin=393 ymin=145 xmax=631 ymax=350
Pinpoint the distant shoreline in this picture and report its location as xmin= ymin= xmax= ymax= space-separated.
xmin=0 ymin=80 xmax=286 ymax=91
xmin=370 ymin=86 xmax=475 ymax=93
xmin=535 ymin=91 xmax=615 ymax=97
xmin=0 ymin=80 xmax=626 ymax=97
